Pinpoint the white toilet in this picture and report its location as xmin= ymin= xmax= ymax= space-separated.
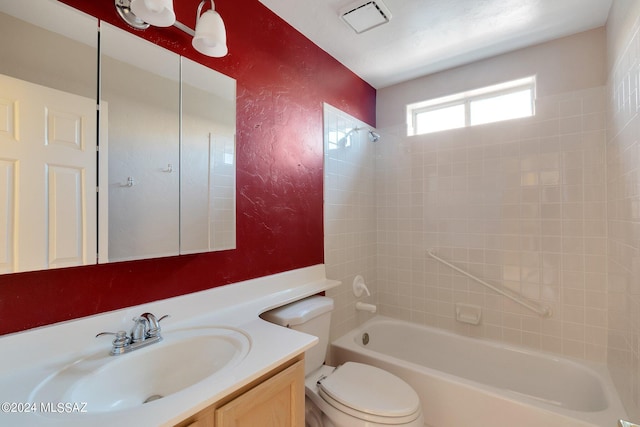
xmin=261 ymin=296 xmax=424 ymax=427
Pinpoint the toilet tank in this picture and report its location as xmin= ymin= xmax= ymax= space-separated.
xmin=261 ymin=296 xmax=333 ymax=375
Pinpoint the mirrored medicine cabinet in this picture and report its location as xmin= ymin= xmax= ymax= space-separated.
xmin=0 ymin=0 xmax=236 ymax=274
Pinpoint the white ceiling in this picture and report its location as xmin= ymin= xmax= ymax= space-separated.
xmin=258 ymin=0 xmax=613 ymax=89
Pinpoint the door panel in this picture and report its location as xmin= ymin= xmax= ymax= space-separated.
xmin=0 ymin=73 xmax=96 ymax=273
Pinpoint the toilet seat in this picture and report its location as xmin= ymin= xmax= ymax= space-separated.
xmin=317 ymin=362 xmax=421 ymax=424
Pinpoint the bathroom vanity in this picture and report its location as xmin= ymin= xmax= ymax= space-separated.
xmin=0 ymin=265 xmax=338 ymax=426
xmin=176 ymin=356 xmax=304 ymax=427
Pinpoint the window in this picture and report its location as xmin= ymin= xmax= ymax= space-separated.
xmin=407 ymin=76 xmax=536 ymax=136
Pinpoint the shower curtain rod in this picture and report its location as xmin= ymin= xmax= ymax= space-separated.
xmin=427 ymin=250 xmax=552 ymax=318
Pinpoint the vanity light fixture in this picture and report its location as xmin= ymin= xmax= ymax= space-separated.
xmin=131 ymin=0 xmax=175 ymax=27
xmin=115 ymin=0 xmax=150 ymax=29
xmin=114 ymin=0 xmax=228 ymax=57
xmin=191 ymin=0 xmax=228 ymax=57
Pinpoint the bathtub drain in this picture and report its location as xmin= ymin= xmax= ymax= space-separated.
xmin=362 ymin=332 xmax=369 ymax=345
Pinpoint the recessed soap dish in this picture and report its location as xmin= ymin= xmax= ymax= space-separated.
xmin=455 ymin=303 xmax=482 ymax=325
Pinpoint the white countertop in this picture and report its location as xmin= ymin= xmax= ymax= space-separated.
xmin=0 ymin=264 xmax=340 ymax=426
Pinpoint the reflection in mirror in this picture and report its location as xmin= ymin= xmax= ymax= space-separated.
xmin=0 ymin=0 xmax=97 ymax=274
xmin=181 ymin=57 xmax=236 ymax=253
xmin=0 ymin=1 xmax=237 ymax=274
xmin=100 ymin=23 xmax=181 ymax=263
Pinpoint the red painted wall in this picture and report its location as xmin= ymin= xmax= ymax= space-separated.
xmin=0 ymin=0 xmax=375 ymax=335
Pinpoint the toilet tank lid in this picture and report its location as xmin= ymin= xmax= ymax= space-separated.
xmin=261 ymin=296 xmax=333 ymax=326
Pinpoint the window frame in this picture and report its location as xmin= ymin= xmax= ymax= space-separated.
xmin=406 ymin=76 xmax=536 ymax=136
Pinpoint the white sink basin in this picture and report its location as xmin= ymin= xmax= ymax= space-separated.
xmin=31 ymin=327 xmax=251 ymax=413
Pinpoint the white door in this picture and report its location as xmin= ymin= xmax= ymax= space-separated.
xmin=0 ymin=73 xmax=96 ymax=273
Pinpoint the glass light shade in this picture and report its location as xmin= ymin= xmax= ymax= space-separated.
xmin=192 ymin=10 xmax=228 ymax=57
xmin=130 ymin=0 xmax=176 ymax=27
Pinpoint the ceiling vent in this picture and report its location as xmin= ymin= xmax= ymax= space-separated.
xmin=340 ymin=0 xmax=392 ymax=34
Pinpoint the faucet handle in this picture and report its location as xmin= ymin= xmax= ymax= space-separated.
xmin=96 ymin=330 xmax=130 ymax=350
xmin=140 ymin=313 xmax=170 ymax=338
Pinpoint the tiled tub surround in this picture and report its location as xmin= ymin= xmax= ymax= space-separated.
xmin=321 ymin=26 xmax=640 ymax=422
xmin=323 ymin=104 xmax=378 ymax=339
xmin=375 ymin=86 xmax=608 ymax=362
xmin=318 ymin=10 xmax=640 ymax=423
xmin=606 ymin=0 xmax=640 ymax=420
xmin=0 ymin=265 xmax=339 ymax=426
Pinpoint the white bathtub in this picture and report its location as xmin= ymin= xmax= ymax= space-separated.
xmin=331 ymin=316 xmax=627 ymax=427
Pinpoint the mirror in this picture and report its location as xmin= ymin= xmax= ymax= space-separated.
xmin=181 ymin=57 xmax=236 ymax=253
xmin=0 ymin=0 xmax=236 ymax=273
xmin=0 ymin=1 xmax=98 ymax=273
xmin=100 ymin=23 xmax=181 ymax=262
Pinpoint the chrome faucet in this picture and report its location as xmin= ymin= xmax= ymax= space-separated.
xmin=97 ymin=312 xmax=170 ymax=355
xmin=141 ymin=312 xmax=166 ymax=338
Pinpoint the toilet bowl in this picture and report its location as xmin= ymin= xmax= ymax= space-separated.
xmin=306 ymin=364 xmax=424 ymax=427
xmin=261 ymin=296 xmax=424 ymax=427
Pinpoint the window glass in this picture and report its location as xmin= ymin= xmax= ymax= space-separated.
xmin=407 ymin=76 xmax=535 ymax=136
xmin=470 ymin=89 xmax=533 ymax=126
xmin=415 ymin=104 xmax=465 ymax=134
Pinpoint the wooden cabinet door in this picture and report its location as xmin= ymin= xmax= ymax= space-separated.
xmin=215 ymin=360 xmax=305 ymax=427
xmin=183 ymin=416 xmax=214 ymax=427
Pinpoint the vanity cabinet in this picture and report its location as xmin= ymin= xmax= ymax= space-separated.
xmin=176 ymin=356 xmax=305 ymax=427
xmin=183 ymin=418 xmax=213 ymax=427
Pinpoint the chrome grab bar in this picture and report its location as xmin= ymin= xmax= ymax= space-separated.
xmin=427 ymin=250 xmax=552 ymax=318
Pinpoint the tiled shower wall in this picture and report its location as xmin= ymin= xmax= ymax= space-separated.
xmin=323 ymin=104 xmax=378 ymax=340
xmin=323 ymin=10 xmax=640 ymax=419
xmin=606 ymin=0 xmax=640 ymax=419
xmin=375 ymin=87 xmax=608 ymax=362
